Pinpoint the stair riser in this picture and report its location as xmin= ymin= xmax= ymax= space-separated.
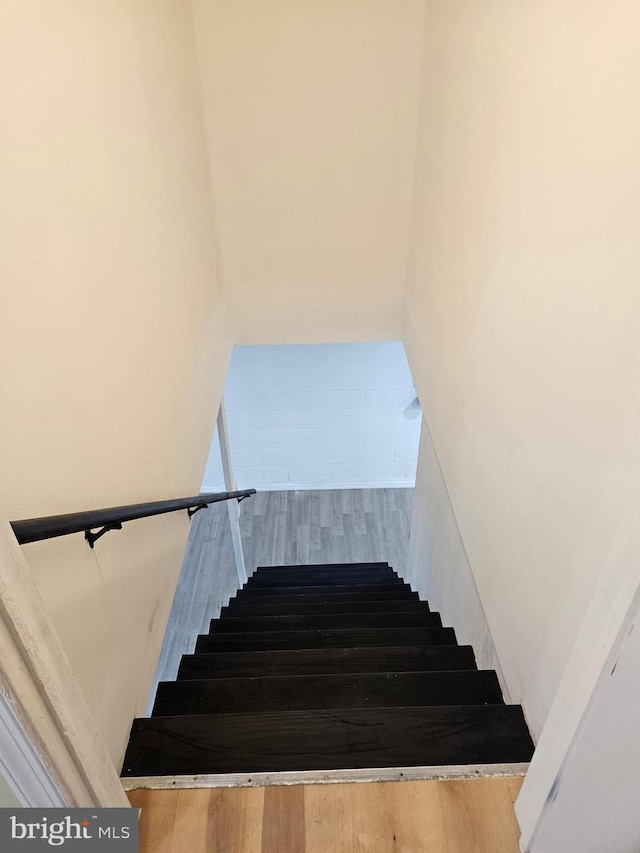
xmin=122 ymin=705 xmax=535 ymax=776
xmin=249 ymin=569 xmax=399 ymax=581
xmin=244 ymin=577 xmax=403 ymax=588
xmin=256 ymin=563 xmax=389 ymax=571
xmin=234 ymin=584 xmax=413 ymax=597
xmin=152 ymin=671 xmax=504 ymax=716
xmin=252 ymin=562 xmax=394 ymax=571
xmin=177 ymin=646 xmax=478 ymax=680
xmin=231 ymin=589 xmax=418 ymax=605
xmin=221 ymin=601 xmax=431 ymax=617
xmin=195 ymin=626 xmax=457 ymax=653
xmin=209 ymin=612 xmax=443 ymax=633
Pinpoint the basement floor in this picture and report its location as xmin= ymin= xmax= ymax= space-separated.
xmin=153 ymin=488 xmax=413 ymax=692
xmin=128 ymin=776 xmax=524 ymax=852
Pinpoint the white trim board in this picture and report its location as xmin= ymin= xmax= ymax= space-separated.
xmin=516 ymin=490 xmax=640 ymax=850
xmin=0 ymin=694 xmax=65 ymax=807
xmin=122 ymin=763 xmax=530 ymax=791
xmin=217 ymin=402 xmax=248 ymax=586
xmin=219 ymin=480 xmax=416 ymax=493
xmin=0 ymin=516 xmax=129 ymax=807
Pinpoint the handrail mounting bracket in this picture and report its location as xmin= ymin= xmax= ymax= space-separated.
xmin=85 ymin=522 xmax=123 ymax=549
xmin=187 ymin=504 xmax=208 ymax=520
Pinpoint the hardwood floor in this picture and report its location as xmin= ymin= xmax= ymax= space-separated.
xmin=152 ymin=488 xmax=413 ymax=695
xmin=128 ymin=777 xmax=524 ymax=852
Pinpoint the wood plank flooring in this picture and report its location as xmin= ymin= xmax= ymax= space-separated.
xmin=241 ymin=489 xmax=413 ymax=571
xmin=151 ymin=489 xmax=413 ymax=699
xmin=128 ymin=777 xmax=524 ymax=852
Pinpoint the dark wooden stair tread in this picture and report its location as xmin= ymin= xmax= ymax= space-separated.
xmin=244 ymin=576 xmax=404 ymax=588
xmin=177 ymin=645 xmax=479 ymax=680
xmin=195 ymin=626 xmax=457 ymax=653
xmin=249 ymin=566 xmax=398 ymax=579
xmin=152 ymin=670 xmax=504 ymax=716
xmin=221 ymin=600 xmax=431 ymax=617
xmin=122 ymin=704 xmax=534 ymax=776
xmin=251 ymin=564 xmax=396 ymax=575
xmin=209 ymin=611 xmax=443 ymax=633
xmin=234 ymin=583 xmax=414 ymax=597
xmin=123 ymin=560 xmax=534 ymax=779
xmin=231 ymin=589 xmax=419 ymax=605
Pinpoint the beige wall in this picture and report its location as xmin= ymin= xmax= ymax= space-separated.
xmin=406 ymin=419 xmax=510 ymax=703
xmin=3 ymin=0 xmax=638 ymax=780
xmin=191 ymin=0 xmax=424 ymax=344
xmin=404 ymin=0 xmax=640 ymax=736
xmin=0 ymin=0 xmax=230 ymax=766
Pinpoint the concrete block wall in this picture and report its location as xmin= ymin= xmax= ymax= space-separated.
xmin=201 ymin=342 xmax=421 ymax=491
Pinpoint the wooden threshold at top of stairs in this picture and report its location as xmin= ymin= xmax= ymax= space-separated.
xmin=121 ymin=762 xmax=531 ymax=791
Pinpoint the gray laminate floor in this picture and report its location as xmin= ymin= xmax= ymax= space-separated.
xmin=148 ymin=488 xmax=413 ymax=710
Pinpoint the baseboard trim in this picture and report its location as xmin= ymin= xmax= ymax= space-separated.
xmin=122 ymin=762 xmax=529 ymax=791
xmin=202 ymin=481 xmax=415 ymax=493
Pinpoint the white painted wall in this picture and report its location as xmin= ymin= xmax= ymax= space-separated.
xmin=527 ymin=583 xmax=640 ymax=853
xmin=404 ymin=0 xmax=640 ymax=742
xmin=191 ymin=0 xmax=425 ymax=344
xmin=202 ymin=429 xmax=226 ymax=491
xmin=201 ymin=343 xmax=421 ymax=491
xmin=1 ymin=0 xmax=230 ymax=768
xmin=406 ymin=420 xmax=510 ymax=702
xmin=516 ymin=489 xmax=640 ymax=849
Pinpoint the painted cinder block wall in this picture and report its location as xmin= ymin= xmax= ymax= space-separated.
xmin=202 ymin=342 xmax=421 ymax=491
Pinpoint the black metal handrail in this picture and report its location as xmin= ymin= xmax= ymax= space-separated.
xmin=10 ymin=490 xmax=256 ymax=548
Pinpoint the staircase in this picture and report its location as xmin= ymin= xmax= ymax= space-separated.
xmin=122 ymin=562 xmax=534 ymax=779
